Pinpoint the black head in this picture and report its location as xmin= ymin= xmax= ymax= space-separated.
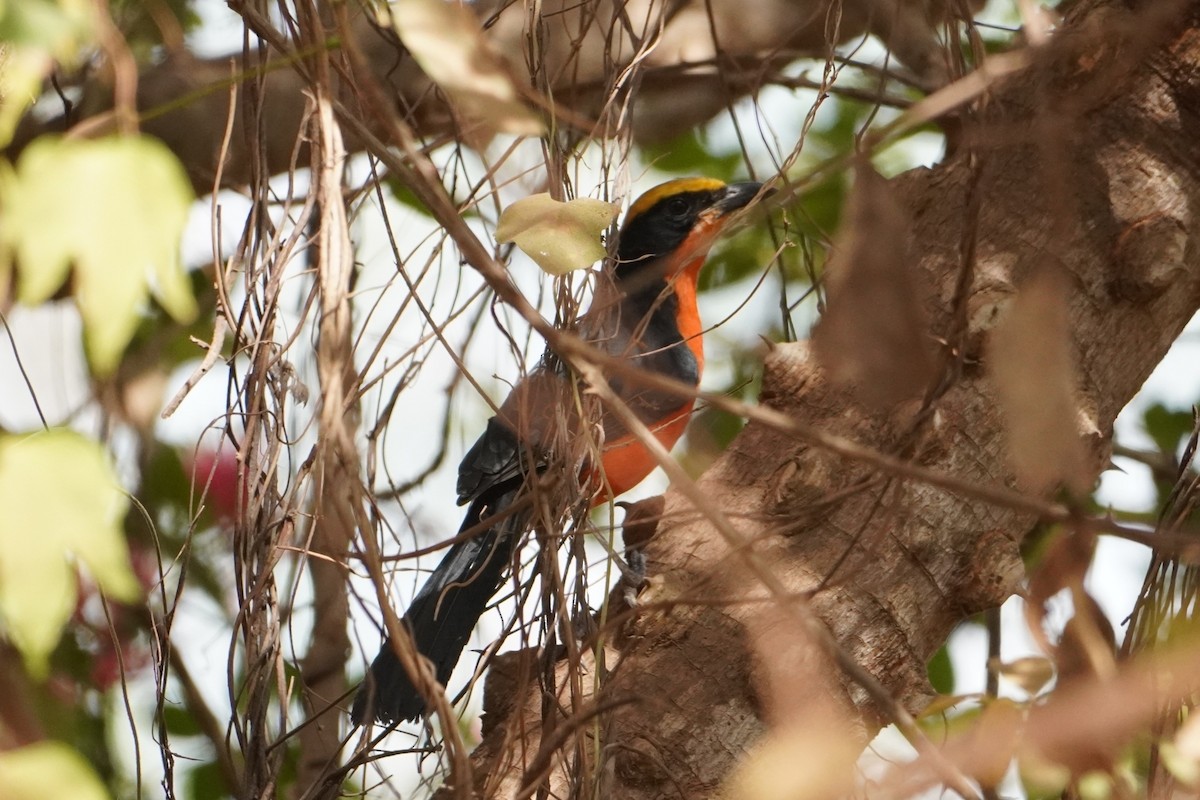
xmin=615 ymin=179 xmax=764 ymax=272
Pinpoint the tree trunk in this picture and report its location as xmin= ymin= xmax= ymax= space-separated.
xmin=448 ymin=2 xmax=1200 ymax=796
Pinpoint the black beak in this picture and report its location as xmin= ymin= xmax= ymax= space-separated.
xmin=714 ymin=181 xmax=769 ymax=215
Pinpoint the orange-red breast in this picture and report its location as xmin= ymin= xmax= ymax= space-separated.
xmin=353 ymin=178 xmax=765 ymax=725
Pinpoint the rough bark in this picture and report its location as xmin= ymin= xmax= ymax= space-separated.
xmin=446 ymin=2 xmax=1200 ymax=797
xmin=13 ymin=0 xmax=967 ymax=190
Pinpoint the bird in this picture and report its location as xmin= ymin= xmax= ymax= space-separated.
xmin=352 ymin=177 xmax=766 ymax=725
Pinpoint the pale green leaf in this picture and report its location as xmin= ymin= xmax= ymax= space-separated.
xmin=1161 ymin=741 xmax=1200 ymax=787
xmin=1018 ymin=750 xmax=1070 ymax=796
xmin=1174 ymin=709 xmax=1200 ymax=775
xmin=0 ymin=0 xmax=92 ymax=52
xmin=1076 ymin=770 xmax=1113 ymax=800
xmin=916 ymin=692 xmax=977 ymax=719
xmin=0 ymin=50 xmax=49 ymax=147
xmin=496 ymin=193 xmax=617 ymax=275
xmin=387 ymin=0 xmax=544 ymax=143
xmin=0 ymin=0 xmax=94 ymax=146
xmin=1 ymin=136 xmax=197 ymax=374
xmin=0 ymin=429 xmax=139 ymax=678
xmin=0 ymin=741 xmax=112 ymax=800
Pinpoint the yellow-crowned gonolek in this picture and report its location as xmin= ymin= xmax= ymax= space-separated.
xmin=352 ymin=178 xmax=766 ymax=725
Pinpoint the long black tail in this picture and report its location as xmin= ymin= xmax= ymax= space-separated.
xmin=351 ymin=490 xmax=520 ymax=725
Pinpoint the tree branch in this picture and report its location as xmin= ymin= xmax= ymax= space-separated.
xmin=12 ymin=0 xmax=971 ymax=190
xmin=453 ymin=2 xmax=1200 ymax=796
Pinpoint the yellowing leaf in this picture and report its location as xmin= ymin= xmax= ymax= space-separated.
xmin=0 ymin=0 xmax=92 ymax=53
xmin=388 ymin=0 xmax=544 ymax=144
xmin=1160 ymin=741 xmax=1200 ymax=787
xmin=1161 ymin=713 xmax=1200 ymax=787
xmin=0 ymin=0 xmax=94 ymax=146
xmin=0 ymin=741 xmax=112 ymax=800
xmin=973 ymin=698 xmax=1024 ymax=788
xmin=1018 ymin=749 xmax=1071 ymax=796
xmin=0 ymin=136 xmax=197 ymax=374
xmin=0 ymin=50 xmax=49 ymax=149
xmin=1175 ymin=709 xmax=1200 ymax=764
xmin=0 ymin=429 xmax=139 ymax=677
xmin=1076 ymin=770 xmax=1114 ymax=800
xmin=991 ymin=655 xmax=1056 ymax=695
xmin=496 ymin=193 xmax=617 ymax=275
xmin=918 ymin=693 xmax=977 ymax=719
xmin=725 ymin=724 xmax=857 ymax=800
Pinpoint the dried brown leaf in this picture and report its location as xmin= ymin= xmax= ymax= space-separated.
xmin=387 ymin=0 xmax=545 ymax=148
xmin=117 ymin=367 xmax=169 ymax=433
xmin=988 ymin=269 xmax=1090 ymax=493
xmin=1028 ymin=530 xmax=1096 ymax=609
xmin=884 ymin=643 xmax=1200 ymax=793
xmin=747 ymin=608 xmax=845 ymax=727
xmin=813 ymin=163 xmax=935 ymax=408
xmin=617 ymin=495 xmax=665 ymax=551
xmin=1024 ymin=530 xmax=1098 ymax=660
xmin=1056 ymin=590 xmax=1116 ymax=684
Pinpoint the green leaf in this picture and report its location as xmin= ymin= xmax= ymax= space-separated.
xmin=161 ymin=704 xmax=203 ymax=737
xmin=107 ymin=0 xmax=201 ymax=56
xmin=926 ymin=642 xmax=955 ymax=695
xmin=797 ymin=173 xmax=848 ymax=237
xmin=496 ymin=193 xmax=618 ymax=275
xmin=384 ymin=178 xmax=432 ymax=217
xmin=139 ymin=445 xmax=191 ymax=516
xmin=642 ymin=130 xmax=742 ymax=182
xmin=0 ymin=429 xmax=139 ymax=677
xmin=1143 ymin=403 xmax=1192 ymax=459
xmin=699 ymin=228 xmax=772 ymax=291
xmin=186 ymin=759 xmax=227 ymax=800
xmin=810 ymin=98 xmax=871 ymax=158
xmin=1 ymin=135 xmax=197 ymax=375
xmin=0 ymin=741 xmax=112 ymax=800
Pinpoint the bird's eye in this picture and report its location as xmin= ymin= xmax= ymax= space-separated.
xmin=665 ymin=196 xmax=690 ymax=217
